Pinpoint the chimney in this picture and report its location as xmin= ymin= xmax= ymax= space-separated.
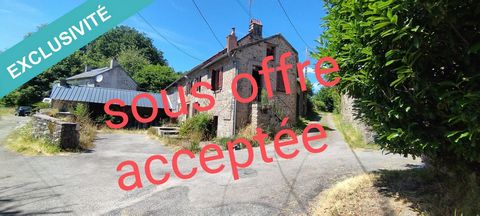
xmin=59 ymin=78 xmax=69 ymax=87
xmin=226 ymin=27 xmax=238 ymax=53
xmin=110 ymin=58 xmax=119 ymax=68
xmin=249 ymin=19 xmax=263 ymax=39
xmin=84 ymin=65 xmax=92 ymax=72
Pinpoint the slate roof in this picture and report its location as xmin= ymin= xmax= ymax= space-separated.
xmin=165 ymin=33 xmax=297 ymax=89
xmin=50 ymin=85 xmax=167 ymax=109
xmin=66 ymin=67 xmax=110 ymax=80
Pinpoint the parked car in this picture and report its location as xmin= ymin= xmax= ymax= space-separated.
xmin=15 ymin=106 xmax=32 ymax=116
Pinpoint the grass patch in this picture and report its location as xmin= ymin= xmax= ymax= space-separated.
xmin=331 ymin=113 xmax=379 ymax=149
xmin=311 ymin=168 xmax=480 ymax=216
xmin=0 ymin=106 xmax=14 ymax=116
xmin=159 ymin=136 xmax=199 ymax=153
xmin=5 ymin=123 xmax=61 ymax=155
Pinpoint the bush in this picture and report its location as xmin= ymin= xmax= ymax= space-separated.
xmin=32 ymin=102 xmax=50 ymax=112
xmin=5 ymin=123 xmax=61 ymax=155
xmin=179 ymin=113 xmax=213 ymax=141
xmin=318 ymin=0 xmax=480 ymax=172
xmin=72 ymin=103 xmax=96 ymax=149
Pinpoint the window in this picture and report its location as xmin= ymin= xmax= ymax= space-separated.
xmin=211 ymin=67 xmax=223 ymax=91
xmin=267 ymin=46 xmax=275 ymax=58
xmin=195 ymin=77 xmax=202 ymax=92
xmin=277 ymin=71 xmax=286 ymax=92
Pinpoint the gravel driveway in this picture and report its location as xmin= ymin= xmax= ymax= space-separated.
xmin=0 ymin=115 xmax=421 ymax=215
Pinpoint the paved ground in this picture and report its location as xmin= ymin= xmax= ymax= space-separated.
xmin=0 ymin=115 xmax=421 ymax=215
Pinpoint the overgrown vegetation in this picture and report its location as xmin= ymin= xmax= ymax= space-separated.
xmin=179 ymin=113 xmax=215 ymax=141
xmin=311 ymin=168 xmax=480 ymax=215
xmin=318 ymin=0 xmax=480 ymax=173
xmin=32 ymin=102 xmax=50 ymax=112
xmin=0 ymin=106 xmax=14 ymax=116
xmin=71 ymin=104 xmax=96 ymax=149
xmin=332 ymin=113 xmax=379 ymax=149
xmin=5 ymin=123 xmax=61 ymax=155
xmin=166 ymin=113 xmax=214 ymax=153
xmin=311 ymin=87 xmax=340 ymax=113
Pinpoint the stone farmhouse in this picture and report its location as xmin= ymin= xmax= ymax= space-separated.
xmin=166 ymin=19 xmax=307 ymax=137
xmin=66 ymin=59 xmax=138 ymax=90
xmin=50 ymin=59 xmax=167 ymax=128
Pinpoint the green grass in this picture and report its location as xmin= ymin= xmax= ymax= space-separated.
xmin=5 ymin=123 xmax=62 ymax=155
xmin=0 ymin=106 xmax=14 ymax=116
xmin=331 ymin=113 xmax=379 ymax=149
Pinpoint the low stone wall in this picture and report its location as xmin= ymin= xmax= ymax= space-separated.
xmin=32 ymin=114 xmax=80 ymax=149
xmin=340 ymin=94 xmax=375 ymax=143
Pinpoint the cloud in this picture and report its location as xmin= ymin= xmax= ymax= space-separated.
xmin=305 ymin=66 xmax=315 ymax=74
xmin=312 ymin=83 xmax=322 ymax=93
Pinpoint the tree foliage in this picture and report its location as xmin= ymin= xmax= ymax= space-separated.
xmin=117 ymin=49 xmax=151 ymax=76
xmin=1 ymin=25 xmax=171 ymax=106
xmin=133 ymin=65 xmax=180 ymax=92
xmin=82 ymin=26 xmax=167 ymax=68
xmin=317 ymin=0 xmax=480 ymax=170
xmin=312 ymin=87 xmax=340 ymax=113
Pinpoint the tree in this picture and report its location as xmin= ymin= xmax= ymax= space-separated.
xmin=311 ymin=87 xmax=340 ymax=113
xmin=317 ymin=0 xmax=480 ymax=172
xmin=82 ymin=26 xmax=167 ymax=68
xmin=1 ymin=25 xmax=171 ymax=106
xmin=117 ymin=49 xmax=150 ymax=76
xmin=1 ymin=51 xmax=84 ymax=106
xmin=133 ymin=65 xmax=180 ymax=92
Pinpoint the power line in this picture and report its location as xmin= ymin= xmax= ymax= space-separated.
xmin=191 ymin=0 xmax=224 ymax=49
xmin=136 ymin=12 xmax=204 ymax=62
xmin=234 ymin=0 xmax=250 ymax=17
xmin=276 ymin=0 xmax=314 ymax=51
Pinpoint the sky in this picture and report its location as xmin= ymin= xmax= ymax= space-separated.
xmin=0 ymin=0 xmax=326 ymax=91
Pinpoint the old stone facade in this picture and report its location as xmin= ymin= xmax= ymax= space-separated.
xmin=166 ymin=20 xmax=306 ymax=137
xmin=66 ymin=59 xmax=138 ymax=90
xmin=340 ymin=94 xmax=375 ymax=143
xmin=32 ymin=114 xmax=80 ymax=149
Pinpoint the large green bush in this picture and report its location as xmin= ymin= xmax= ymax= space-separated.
xmin=317 ymin=0 xmax=480 ymax=171
xmin=179 ymin=113 xmax=214 ymax=141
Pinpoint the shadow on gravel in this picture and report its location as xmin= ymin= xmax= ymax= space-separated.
xmin=0 ymin=176 xmax=74 ymax=215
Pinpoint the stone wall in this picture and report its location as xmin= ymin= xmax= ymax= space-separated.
xmin=165 ymin=34 xmax=302 ymax=137
xmin=32 ymin=114 xmax=80 ymax=149
xmin=340 ymin=94 xmax=375 ymax=143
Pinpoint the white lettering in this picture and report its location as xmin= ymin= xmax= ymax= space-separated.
xmin=97 ymin=5 xmax=111 ymax=22
xmin=28 ymin=51 xmax=41 ymax=65
xmin=7 ymin=64 xmax=20 ymax=79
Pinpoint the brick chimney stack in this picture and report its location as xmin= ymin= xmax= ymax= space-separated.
xmin=226 ymin=27 xmax=238 ymax=53
xmin=249 ymin=19 xmax=263 ymax=39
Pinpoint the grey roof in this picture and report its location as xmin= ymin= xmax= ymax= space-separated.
xmin=50 ymin=85 xmax=168 ymax=109
xmin=165 ymin=33 xmax=297 ymax=90
xmin=66 ymin=67 xmax=110 ymax=80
